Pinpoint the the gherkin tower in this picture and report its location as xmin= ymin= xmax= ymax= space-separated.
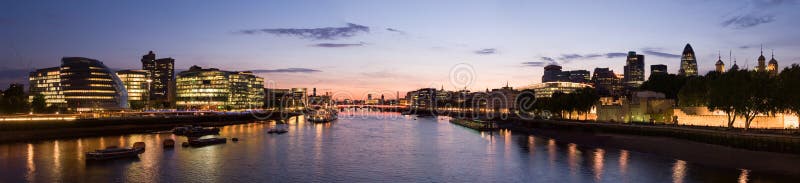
xmin=678 ymin=43 xmax=698 ymax=77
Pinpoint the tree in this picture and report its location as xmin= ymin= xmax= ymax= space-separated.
xmin=677 ymin=76 xmax=708 ymax=107
xmin=735 ymin=71 xmax=779 ymax=130
xmin=641 ymin=74 xmax=687 ymax=100
xmin=779 ymin=64 xmax=800 ymax=118
xmin=707 ymin=69 xmax=745 ymax=128
xmin=0 ymin=84 xmax=30 ymax=114
xmin=31 ymin=93 xmax=47 ymax=113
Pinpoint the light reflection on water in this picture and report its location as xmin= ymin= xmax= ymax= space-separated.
xmin=0 ymin=111 xmax=797 ymax=182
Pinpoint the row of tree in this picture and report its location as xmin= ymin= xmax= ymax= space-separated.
xmin=642 ymin=64 xmax=800 ymax=130
xmin=517 ymin=87 xmax=600 ymax=120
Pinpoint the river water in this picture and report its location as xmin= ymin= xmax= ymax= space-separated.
xmin=0 ymin=111 xmax=796 ymax=182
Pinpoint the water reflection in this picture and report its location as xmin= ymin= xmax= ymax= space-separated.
xmin=0 ymin=112 xmax=797 ymax=182
xmin=593 ymin=148 xmax=604 ymax=182
xmin=673 ymin=160 xmax=688 ymax=183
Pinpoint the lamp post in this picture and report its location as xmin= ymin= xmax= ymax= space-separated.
xmin=146 ymin=79 xmax=152 ymax=111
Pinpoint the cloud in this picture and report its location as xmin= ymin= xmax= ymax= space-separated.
xmin=641 ymin=48 xmax=681 ymax=58
xmin=386 ymin=28 xmax=406 ymax=34
xmin=250 ymin=68 xmax=321 ymax=73
xmin=605 ymin=52 xmax=627 ymax=58
xmin=237 ymin=23 xmax=370 ymax=40
xmin=311 ymin=42 xmax=365 ymax=48
xmin=474 ymin=48 xmax=497 ymax=55
xmin=522 ymin=57 xmax=559 ymax=67
xmin=721 ymin=0 xmax=794 ymax=29
xmin=722 ymin=14 xmax=776 ymax=29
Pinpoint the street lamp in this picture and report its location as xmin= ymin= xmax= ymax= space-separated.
xmin=146 ymin=79 xmax=152 ymax=111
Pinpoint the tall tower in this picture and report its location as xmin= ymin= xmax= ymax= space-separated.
xmin=623 ymin=51 xmax=645 ymax=88
xmin=757 ymin=45 xmax=766 ymax=72
xmin=679 ymin=43 xmax=698 ymax=77
xmin=768 ymin=50 xmax=778 ymax=76
xmin=715 ymin=52 xmax=725 ymax=73
xmin=141 ymin=51 xmax=175 ymax=106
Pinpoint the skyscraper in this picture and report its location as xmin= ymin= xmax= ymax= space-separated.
xmin=623 ymin=51 xmax=645 ymax=88
xmin=650 ymin=64 xmax=667 ymax=76
xmin=679 ymin=43 xmax=698 ymax=76
xmin=592 ymin=68 xmax=623 ymax=96
xmin=141 ymin=51 xmax=175 ymax=107
xmin=542 ymin=65 xmax=564 ymax=82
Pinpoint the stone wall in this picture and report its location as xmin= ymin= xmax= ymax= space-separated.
xmin=673 ymin=107 xmax=799 ymax=129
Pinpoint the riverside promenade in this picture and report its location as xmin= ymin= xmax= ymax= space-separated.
xmin=0 ymin=110 xmax=301 ymax=143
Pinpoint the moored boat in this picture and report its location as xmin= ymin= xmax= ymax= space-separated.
xmin=267 ymin=127 xmax=288 ymax=134
xmin=172 ymin=125 xmax=220 ymax=137
xmin=187 ymin=137 xmax=227 ymax=147
xmin=85 ymin=142 xmax=145 ymax=161
xmin=163 ymin=139 xmax=175 ymax=148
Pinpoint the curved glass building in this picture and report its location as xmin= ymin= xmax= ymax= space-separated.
xmin=30 ymin=57 xmax=128 ymax=112
xmin=679 ymin=44 xmax=698 ymax=77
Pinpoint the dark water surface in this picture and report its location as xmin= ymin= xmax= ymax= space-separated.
xmin=0 ymin=112 xmax=797 ymax=182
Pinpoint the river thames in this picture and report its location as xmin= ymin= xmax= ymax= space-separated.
xmin=0 ymin=111 xmax=796 ymax=182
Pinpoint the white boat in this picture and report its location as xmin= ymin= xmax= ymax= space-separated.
xmin=306 ymin=108 xmax=338 ymax=123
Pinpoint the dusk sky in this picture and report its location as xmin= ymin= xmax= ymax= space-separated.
xmin=3 ymin=0 xmax=800 ymax=98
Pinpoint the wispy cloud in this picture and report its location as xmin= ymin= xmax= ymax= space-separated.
xmin=521 ymin=57 xmax=558 ymax=67
xmin=386 ymin=28 xmax=406 ymax=34
xmin=721 ymin=0 xmax=793 ymax=29
xmin=474 ymin=48 xmax=497 ymax=55
xmin=251 ymin=68 xmax=321 ymax=73
xmin=237 ymin=23 xmax=370 ymax=40
xmin=311 ymin=42 xmax=365 ymax=48
xmin=605 ymin=52 xmax=627 ymax=58
xmin=641 ymin=48 xmax=681 ymax=58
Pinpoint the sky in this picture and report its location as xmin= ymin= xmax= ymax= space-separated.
xmin=2 ymin=0 xmax=800 ymax=98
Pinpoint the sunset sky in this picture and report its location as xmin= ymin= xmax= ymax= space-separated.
xmin=3 ymin=0 xmax=800 ymax=98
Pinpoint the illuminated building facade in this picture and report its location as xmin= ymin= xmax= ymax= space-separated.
xmin=679 ymin=44 xmax=698 ymax=77
xmin=409 ymin=88 xmax=437 ymax=109
xmin=592 ymin=68 xmax=623 ymax=96
xmin=715 ymin=55 xmax=725 ymax=73
xmin=522 ymin=82 xmax=593 ymax=99
xmin=767 ymin=51 xmax=779 ymax=77
xmin=623 ymin=51 xmax=645 ymax=88
xmin=61 ymin=57 xmax=129 ymax=111
xmin=175 ymin=66 xmax=264 ymax=110
xmin=542 ymin=64 xmax=590 ymax=84
xmin=28 ymin=67 xmax=66 ymax=108
xmin=141 ymin=51 xmax=175 ymax=106
xmin=116 ymin=70 xmax=150 ymax=109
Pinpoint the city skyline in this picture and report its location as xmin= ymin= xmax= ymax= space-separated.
xmin=3 ymin=0 xmax=800 ymax=96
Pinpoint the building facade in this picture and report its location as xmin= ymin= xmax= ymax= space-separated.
xmin=175 ymin=66 xmax=264 ymax=110
xmin=116 ymin=70 xmax=150 ymax=110
xmin=679 ymin=44 xmax=698 ymax=77
xmin=650 ymin=64 xmax=667 ymax=76
xmin=141 ymin=51 xmax=175 ymax=107
xmin=522 ymin=82 xmax=593 ymax=99
xmin=591 ymin=68 xmax=624 ymax=96
xmin=29 ymin=57 xmax=128 ymax=112
xmin=28 ymin=67 xmax=66 ymax=109
xmin=542 ymin=64 xmax=591 ymax=83
xmin=623 ymin=51 xmax=645 ymax=88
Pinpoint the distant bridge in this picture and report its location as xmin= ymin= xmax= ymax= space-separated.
xmin=335 ymin=105 xmax=408 ymax=109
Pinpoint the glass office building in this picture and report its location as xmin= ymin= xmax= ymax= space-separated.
xmin=176 ymin=66 xmax=264 ymax=110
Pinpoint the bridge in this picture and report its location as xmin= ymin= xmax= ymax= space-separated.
xmin=335 ymin=105 xmax=408 ymax=109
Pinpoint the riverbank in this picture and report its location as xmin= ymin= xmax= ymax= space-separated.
xmin=501 ymin=119 xmax=800 ymax=177
xmin=0 ymin=112 xmax=300 ymax=143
